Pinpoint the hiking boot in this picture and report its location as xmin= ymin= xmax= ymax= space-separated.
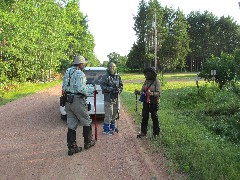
xmin=103 ymin=123 xmax=114 ymax=135
xmin=103 ymin=130 xmax=114 ymax=135
xmin=137 ymin=132 xmax=146 ymax=138
xmin=68 ymin=142 xmax=82 ymax=156
xmin=152 ymin=134 xmax=159 ymax=140
xmin=110 ymin=121 xmax=115 ymax=131
xmin=84 ymin=139 xmax=96 ymax=149
xmin=83 ymin=126 xmax=96 ymax=150
xmin=67 ymin=129 xmax=82 ymax=155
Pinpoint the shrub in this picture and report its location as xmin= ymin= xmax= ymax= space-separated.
xmin=198 ymin=53 xmax=236 ymax=89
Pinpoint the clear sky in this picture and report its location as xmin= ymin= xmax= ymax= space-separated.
xmin=79 ymin=0 xmax=240 ymax=63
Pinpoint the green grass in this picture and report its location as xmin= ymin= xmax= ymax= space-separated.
xmin=121 ymin=73 xmax=145 ymax=81
xmin=0 ymin=80 xmax=62 ymax=106
xmin=121 ymin=72 xmax=199 ymax=81
xmin=1 ymin=73 xmax=239 ymax=179
xmin=163 ymin=72 xmax=201 ymax=82
xmin=120 ymin=73 xmax=240 ymax=180
xmin=164 ymin=72 xmax=198 ymax=78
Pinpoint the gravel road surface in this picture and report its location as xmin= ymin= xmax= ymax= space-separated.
xmin=0 ymin=84 xmax=185 ymax=180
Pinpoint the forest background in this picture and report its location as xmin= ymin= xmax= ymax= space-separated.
xmin=1 ymin=1 xmax=240 ymax=179
xmin=1 ymin=0 xmax=240 ymax=87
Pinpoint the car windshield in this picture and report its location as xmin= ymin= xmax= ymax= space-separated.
xmin=84 ymin=70 xmax=106 ymax=85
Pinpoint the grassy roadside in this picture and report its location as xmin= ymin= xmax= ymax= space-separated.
xmin=121 ymin=73 xmax=240 ymax=180
xmin=1 ymin=73 xmax=239 ymax=179
xmin=0 ymin=80 xmax=62 ymax=106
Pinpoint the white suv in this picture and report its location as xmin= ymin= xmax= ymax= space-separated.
xmin=60 ymin=67 xmax=107 ymax=120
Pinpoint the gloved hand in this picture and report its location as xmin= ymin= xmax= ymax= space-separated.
xmin=146 ymin=90 xmax=153 ymax=96
xmin=112 ymin=86 xmax=119 ymax=94
xmin=134 ymin=89 xmax=140 ymax=95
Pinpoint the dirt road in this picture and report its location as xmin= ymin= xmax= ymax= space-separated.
xmin=0 ymin=84 xmax=184 ymax=180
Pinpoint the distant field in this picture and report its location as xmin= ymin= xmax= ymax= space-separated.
xmin=121 ymin=72 xmax=199 ymax=82
xmin=164 ymin=72 xmax=199 ymax=81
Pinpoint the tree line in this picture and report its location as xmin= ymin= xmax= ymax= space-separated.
xmin=126 ymin=0 xmax=240 ymax=73
xmin=1 ymin=0 xmax=240 ymax=88
xmin=0 ymin=0 xmax=100 ymax=86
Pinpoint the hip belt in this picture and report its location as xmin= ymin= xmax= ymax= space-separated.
xmin=66 ymin=92 xmax=86 ymax=98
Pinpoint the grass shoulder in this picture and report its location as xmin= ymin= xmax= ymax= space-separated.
xmin=0 ymin=80 xmax=62 ymax=106
xmin=120 ymin=72 xmax=240 ymax=180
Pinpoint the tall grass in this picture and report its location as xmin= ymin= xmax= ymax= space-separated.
xmin=121 ymin=73 xmax=240 ymax=180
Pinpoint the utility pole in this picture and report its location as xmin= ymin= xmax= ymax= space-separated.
xmin=154 ymin=10 xmax=157 ymax=70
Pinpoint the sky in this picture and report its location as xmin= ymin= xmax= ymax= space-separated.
xmin=79 ymin=0 xmax=240 ymax=63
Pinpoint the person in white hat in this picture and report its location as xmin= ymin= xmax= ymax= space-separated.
xmin=62 ymin=55 xmax=96 ymax=155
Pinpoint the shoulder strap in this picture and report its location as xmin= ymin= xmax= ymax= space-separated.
xmin=67 ymin=69 xmax=76 ymax=87
xmin=149 ymin=80 xmax=155 ymax=87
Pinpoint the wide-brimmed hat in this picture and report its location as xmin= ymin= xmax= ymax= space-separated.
xmin=143 ymin=67 xmax=157 ymax=75
xmin=72 ymin=56 xmax=87 ymax=65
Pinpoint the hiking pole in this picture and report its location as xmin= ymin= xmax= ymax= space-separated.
xmin=147 ymin=104 xmax=153 ymax=141
xmin=94 ymin=87 xmax=98 ymax=141
xmin=135 ymin=94 xmax=138 ymax=112
xmin=115 ymin=94 xmax=119 ymax=133
xmin=115 ymin=109 xmax=119 ymax=133
xmin=136 ymin=93 xmax=143 ymax=138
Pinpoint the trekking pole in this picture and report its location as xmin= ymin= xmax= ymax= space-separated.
xmin=94 ymin=87 xmax=98 ymax=141
xmin=115 ymin=109 xmax=119 ymax=133
xmin=115 ymin=94 xmax=119 ymax=133
xmin=135 ymin=93 xmax=142 ymax=138
xmin=135 ymin=94 xmax=138 ymax=112
xmin=148 ymin=106 xmax=153 ymax=141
